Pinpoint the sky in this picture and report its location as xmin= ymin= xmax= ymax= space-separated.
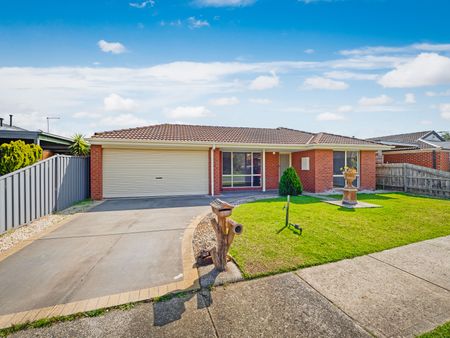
xmin=1 ymin=0 xmax=450 ymax=139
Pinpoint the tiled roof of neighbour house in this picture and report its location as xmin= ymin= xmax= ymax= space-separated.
xmin=367 ymin=130 xmax=449 ymax=151
xmin=367 ymin=131 xmax=433 ymax=145
xmin=91 ymin=124 xmax=379 ymax=146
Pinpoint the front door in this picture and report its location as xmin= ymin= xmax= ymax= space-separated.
xmin=279 ymin=153 xmax=290 ymax=178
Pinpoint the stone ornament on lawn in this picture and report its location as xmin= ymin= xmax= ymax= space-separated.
xmin=342 ymin=166 xmax=358 ymax=205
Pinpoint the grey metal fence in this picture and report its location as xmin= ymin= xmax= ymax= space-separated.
xmin=376 ymin=163 xmax=450 ymax=198
xmin=0 ymin=155 xmax=90 ymax=234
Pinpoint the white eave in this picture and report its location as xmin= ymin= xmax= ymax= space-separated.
xmin=88 ymin=137 xmax=393 ymax=151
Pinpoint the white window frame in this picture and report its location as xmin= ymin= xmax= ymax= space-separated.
xmin=333 ymin=150 xmax=360 ymax=188
xmin=222 ymin=151 xmax=262 ymax=188
xmin=301 ymin=157 xmax=310 ymax=171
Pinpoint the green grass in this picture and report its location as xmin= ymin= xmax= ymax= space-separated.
xmin=418 ymin=321 xmax=450 ymax=338
xmin=229 ymin=193 xmax=450 ymax=278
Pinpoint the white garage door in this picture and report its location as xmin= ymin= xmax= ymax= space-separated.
xmin=103 ymin=148 xmax=209 ymax=198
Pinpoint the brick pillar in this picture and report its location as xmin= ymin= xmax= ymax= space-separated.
xmin=292 ymin=150 xmax=315 ymax=192
xmin=209 ymin=148 xmax=222 ymax=195
xmin=90 ymin=145 xmax=103 ymax=200
xmin=360 ymin=151 xmax=376 ymax=190
xmin=265 ymin=152 xmax=280 ymax=190
xmin=314 ymin=150 xmax=333 ymax=192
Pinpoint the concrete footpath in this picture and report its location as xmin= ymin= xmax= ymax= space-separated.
xmin=12 ymin=235 xmax=450 ymax=338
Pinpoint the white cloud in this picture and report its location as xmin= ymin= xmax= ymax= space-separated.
xmin=316 ymin=112 xmax=344 ymax=121
xmin=404 ymin=93 xmax=416 ymax=104
xmin=359 ymin=94 xmax=393 ymax=106
xmin=249 ymin=98 xmax=272 ymax=105
xmin=304 ymin=49 xmax=315 ymax=54
xmin=194 ymin=0 xmax=255 ymax=7
xmin=302 ymin=76 xmax=348 ymax=90
xmin=324 ymin=71 xmax=378 ymax=80
xmin=97 ymin=40 xmax=126 ymax=54
xmin=379 ymin=53 xmax=450 ymax=88
xmin=100 ymin=114 xmax=149 ymax=128
xmin=337 ymin=105 xmax=353 ymax=113
xmin=103 ymin=94 xmax=137 ymax=112
xmin=298 ymin=0 xmax=344 ymax=3
xmin=167 ymin=106 xmax=212 ymax=119
xmin=426 ymin=89 xmax=450 ymax=97
xmin=439 ymin=103 xmax=450 ymax=120
xmin=160 ymin=20 xmax=183 ymax=27
xmin=249 ymin=72 xmax=279 ymax=90
xmin=129 ymin=0 xmax=155 ymax=8
xmin=73 ymin=111 xmax=101 ymax=119
xmin=209 ymin=96 xmax=240 ymax=106
xmin=340 ymin=43 xmax=450 ymax=56
xmin=187 ymin=17 xmax=210 ymax=29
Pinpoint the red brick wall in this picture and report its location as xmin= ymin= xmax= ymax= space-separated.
xmin=437 ymin=152 xmax=450 ymax=171
xmin=360 ymin=151 xmax=376 ymax=190
xmin=208 ymin=148 xmax=222 ymax=195
xmin=90 ymin=145 xmax=103 ymax=200
xmin=383 ymin=150 xmax=450 ymax=172
xmin=384 ymin=151 xmax=434 ymax=168
xmin=265 ymin=152 xmax=280 ymax=190
xmin=315 ymin=150 xmax=333 ymax=192
xmin=291 ymin=149 xmax=333 ymax=193
xmin=292 ymin=150 xmax=315 ymax=192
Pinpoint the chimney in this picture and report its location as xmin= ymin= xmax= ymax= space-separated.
xmin=0 ymin=118 xmax=3 ymax=127
xmin=9 ymin=114 xmax=13 ymax=126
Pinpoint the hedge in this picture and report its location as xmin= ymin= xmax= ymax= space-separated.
xmin=0 ymin=140 xmax=43 ymax=175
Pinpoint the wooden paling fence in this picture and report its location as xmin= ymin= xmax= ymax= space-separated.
xmin=0 ymin=155 xmax=90 ymax=234
xmin=376 ymin=163 xmax=450 ymax=198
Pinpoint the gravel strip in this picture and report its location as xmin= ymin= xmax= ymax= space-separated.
xmin=0 ymin=200 xmax=100 ymax=254
xmin=192 ymin=193 xmax=279 ymax=260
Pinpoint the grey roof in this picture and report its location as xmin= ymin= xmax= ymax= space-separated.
xmin=368 ymin=130 xmax=449 ymax=151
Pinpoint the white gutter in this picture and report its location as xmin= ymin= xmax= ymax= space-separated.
xmin=88 ymin=138 xmax=393 ymax=151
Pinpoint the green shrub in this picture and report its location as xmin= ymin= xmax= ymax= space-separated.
xmin=0 ymin=140 xmax=43 ymax=175
xmin=279 ymin=167 xmax=303 ymax=196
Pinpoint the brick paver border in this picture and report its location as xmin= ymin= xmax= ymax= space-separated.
xmin=0 ymin=207 xmax=207 ymax=330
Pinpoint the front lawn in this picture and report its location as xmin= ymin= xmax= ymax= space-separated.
xmin=229 ymin=193 xmax=450 ymax=278
xmin=418 ymin=321 xmax=450 ymax=338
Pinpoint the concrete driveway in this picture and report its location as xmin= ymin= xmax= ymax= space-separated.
xmin=0 ymin=196 xmax=211 ymax=316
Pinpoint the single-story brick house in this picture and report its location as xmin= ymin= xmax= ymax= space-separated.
xmin=89 ymin=124 xmax=390 ymax=199
xmin=368 ymin=131 xmax=450 ymax=172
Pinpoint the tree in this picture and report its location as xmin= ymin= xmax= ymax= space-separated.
xmin=279 ymin=167 xmax=303 ymax=196
xmin=0 ymin=140 xmax=43 ymax=175
xmin=69 ymin=134 xmax=90 ymax=156
xmin=440 ymin=131 xmax=450 ymax=141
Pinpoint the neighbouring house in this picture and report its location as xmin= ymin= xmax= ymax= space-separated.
xmin=0 ymin=115 xmax=72 ymax=159
xmin=88 ymin=124 xmax=390 ymax=199
xmin=368 ymin=130 xmax=450 ymax=172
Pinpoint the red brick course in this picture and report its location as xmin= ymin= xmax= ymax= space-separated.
xmin=383 ymin=150 xmax=450 ymax=172
xmin=90 ymin=145 xmax=103 ymax=200
xmin=360 ymin=151 xmax=376 ymax=190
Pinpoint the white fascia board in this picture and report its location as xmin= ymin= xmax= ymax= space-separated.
xmin=88 ymin=138 xmax=392 ymax=151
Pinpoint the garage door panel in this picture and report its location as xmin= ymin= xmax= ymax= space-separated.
xmin=103 ymin=149 xmax=209 ymax=198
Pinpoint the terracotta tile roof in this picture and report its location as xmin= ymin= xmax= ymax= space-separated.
xmin=92 ymin=124 xmax=379 ymax=146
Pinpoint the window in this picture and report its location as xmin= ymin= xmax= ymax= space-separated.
xmin=301 ymin=157 xmax=310 ymax=171
xmin=222 ymin=152 xmax=262 ymax=187
xmin=333 ymin=151 xmax=359 ymax=188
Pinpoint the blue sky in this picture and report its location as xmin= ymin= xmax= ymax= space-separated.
xmin=1 ymin=0 xmax=450 ymax=138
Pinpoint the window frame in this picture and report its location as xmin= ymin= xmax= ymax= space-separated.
xmin=222 ymin=151 xmax=262 ymax=188
xmin=332 ymin=150 xmax=360 ymax=188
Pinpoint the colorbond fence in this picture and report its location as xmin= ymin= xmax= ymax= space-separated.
xmin=0 ymin=155 xmax=90 ymax=234
xmin=376 ymin=163 xmax=450 ymax=198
